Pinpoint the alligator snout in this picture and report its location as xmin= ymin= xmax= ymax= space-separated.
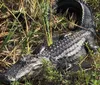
xmin=0 ymin=73 xmax=11 ymax=84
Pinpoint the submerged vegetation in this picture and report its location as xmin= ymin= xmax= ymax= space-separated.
xmin=0 ymin=0 xmax=100 ymax=85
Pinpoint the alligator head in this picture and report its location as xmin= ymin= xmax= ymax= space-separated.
xmin=4 ymin=55 xmax=43 ymax=82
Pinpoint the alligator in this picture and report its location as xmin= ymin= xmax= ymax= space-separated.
xmin=1 ymin=28 xmax=99 ymax=84
xmin=0 ymin=0 xmax=99 ymax=84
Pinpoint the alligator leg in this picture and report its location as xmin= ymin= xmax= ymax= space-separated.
xmin=86 ymin=32 xmax=99 ymax=52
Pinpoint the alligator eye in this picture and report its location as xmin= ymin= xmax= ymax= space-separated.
xmin=19 ymin=61 xmax=27 ymax=67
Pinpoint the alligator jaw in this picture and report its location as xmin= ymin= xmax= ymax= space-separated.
xmin=0 ymin=73 xmax=11 ymax=84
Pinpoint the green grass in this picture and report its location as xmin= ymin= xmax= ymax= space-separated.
xmin=0 ymin=0 xmax=100 ymax=85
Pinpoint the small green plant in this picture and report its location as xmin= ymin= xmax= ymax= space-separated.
xmin=42 ymin=59 xmax=70 ymax=85
xmin=11 ymin=81 xmax=20 ymax=85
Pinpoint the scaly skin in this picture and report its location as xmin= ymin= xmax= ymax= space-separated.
xmin=54 ymin=0 xmax=95 ymax=29
xmin=0 ymin=0 xmax=98 ymax=84
xmin=2 ymin=28 xmax=98 ymax=83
